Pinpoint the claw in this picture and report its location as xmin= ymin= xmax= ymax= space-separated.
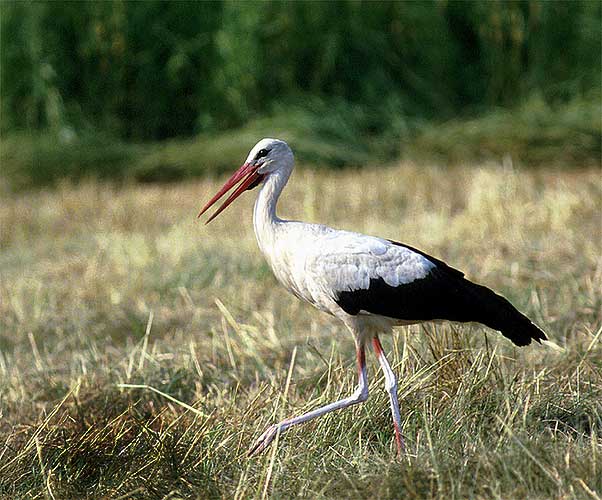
xmin=248 ymin=425 xmax=280 ymax=457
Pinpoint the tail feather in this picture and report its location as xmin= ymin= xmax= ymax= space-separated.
xmin=462 ymin=279 xmax=547 ymax=346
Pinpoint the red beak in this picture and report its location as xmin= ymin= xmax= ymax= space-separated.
xmin=198 ymin=162 xmax=262 ymax=224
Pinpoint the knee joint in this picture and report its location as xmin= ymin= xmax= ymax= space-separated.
xmin=385 ymin=377 xmax=398 ymax=395
xmin=353 ymin=384 xmax=369 ymax=403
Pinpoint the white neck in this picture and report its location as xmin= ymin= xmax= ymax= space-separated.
xmin=253 ymin=169 xmax=290 ymax=254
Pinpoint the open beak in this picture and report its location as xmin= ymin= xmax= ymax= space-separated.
xmin=198 ymin=162 xmax=263 ymax=224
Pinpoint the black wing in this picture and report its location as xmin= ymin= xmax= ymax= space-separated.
xmin=335 ymin=241 xmax=547 ymax=347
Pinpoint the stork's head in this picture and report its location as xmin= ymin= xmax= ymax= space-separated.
xmin=198 ymin=138 xmax=293 ymax=223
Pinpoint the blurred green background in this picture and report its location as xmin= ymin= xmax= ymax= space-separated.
xmin=1 ymin=0 xmax=600 ymax=189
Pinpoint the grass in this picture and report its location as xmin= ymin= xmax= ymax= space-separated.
xmin=2 ymin=94 xmax=600 ymax=192
xmin=0 ymin=161 xmax=601 ymax=498
xmin=408 ymin=93 xmax=602 ymax=167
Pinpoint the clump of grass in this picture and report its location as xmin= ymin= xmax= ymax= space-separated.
xmin=409 ymin=93 xmax=601 ymax=167
xmin=0 ymin=132 xmax=142 ymax=190
xmin=0 ymin=164 xmax=600 ymax=497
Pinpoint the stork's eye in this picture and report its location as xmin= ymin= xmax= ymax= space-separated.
xmin=255 ymin=148 xmax=270 ymax=160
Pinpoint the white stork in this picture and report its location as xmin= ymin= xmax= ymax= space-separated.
xmin=198 ymin=138 xmax=547 ymax=456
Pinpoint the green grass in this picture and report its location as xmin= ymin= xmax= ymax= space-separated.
xmin=0 ymin=163 xmax=601 ymax=498
xmin=408 ymin=93 xmax=602 ymax=167
xmin=2 ymin=94 xmax=600 ymax=192
xmin=0 ymin=111 xmax=386 ymax=191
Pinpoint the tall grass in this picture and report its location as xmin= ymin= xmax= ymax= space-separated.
xmin=0 ymin=163 xmax=600 ymax=498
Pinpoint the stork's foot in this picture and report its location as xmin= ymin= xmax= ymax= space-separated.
xmin=248 ymin=424 xmax=280 ymax=457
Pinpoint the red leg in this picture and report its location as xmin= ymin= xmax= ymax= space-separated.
xmin=372 ymin=336 xmax=405 ymax=456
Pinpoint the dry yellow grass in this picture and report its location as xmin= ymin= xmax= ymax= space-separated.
xmin=0 ymin=162 xmax=600 ymax=498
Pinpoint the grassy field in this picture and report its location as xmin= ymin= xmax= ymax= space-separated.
xmin=0 ymin=162 xmax=600 ymax=499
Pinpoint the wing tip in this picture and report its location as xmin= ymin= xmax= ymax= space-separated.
xmin=506 ymin=321 xmax=548 ymax=347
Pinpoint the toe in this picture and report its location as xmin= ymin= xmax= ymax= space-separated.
xmin=247 ymin=425 xmax=278 ymax=457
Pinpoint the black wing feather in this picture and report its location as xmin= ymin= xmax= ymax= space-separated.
xmin=335 ymin=241 xmax=547 ymax=347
